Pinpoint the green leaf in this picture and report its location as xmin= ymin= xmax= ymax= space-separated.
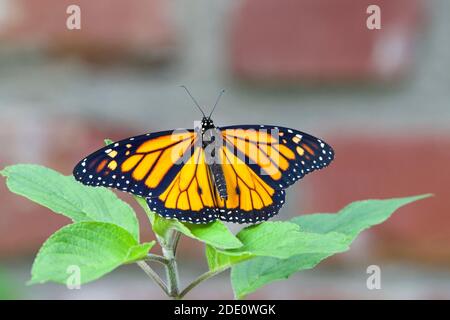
xmin=0 ymin=267 xmax=18 ymax=300
xmin=292 ymin=194 xmax=432 ymax=237
xmin=126 ymin=243 xmax=156 ymax=263
xmin=223 ymin=222 xmax=349 ymax=258
xmin=231 ymin=194 xmax=431 ymax=299
xmin=135 ymin=195 xmax=242 ymax=249
xmin=206 ymin=245 xmax=252 ymax=271
xmin=206 ymin=221 xmax=350 ymax=271
xmin=29 ymin=222 xmax=154 ymax=285
xmin=1 ymin=164 xmax=140 ymax=241
xmin=184 ymin=221 xmax=243 ymax=249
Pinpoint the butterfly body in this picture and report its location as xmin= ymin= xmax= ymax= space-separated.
xmin=74 ymin=117 xmax=334 ymax=224
xmin=200 ymin=116 xmax=228 ymax=200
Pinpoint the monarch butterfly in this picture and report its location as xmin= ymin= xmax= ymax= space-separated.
xmin=73 ymin=88 xmax=334 ymax=224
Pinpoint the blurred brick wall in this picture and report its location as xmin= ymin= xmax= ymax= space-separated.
xmin=302 ymin=133 xmax=450 ymax=264
xmin=230 ymin=0 xmax=425 ymax=82
xmin=0 ymin=0 xmax=176 ymax=64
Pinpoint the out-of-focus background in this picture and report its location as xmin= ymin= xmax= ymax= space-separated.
xmin=0 ymin=0 xmax=449 ymax=299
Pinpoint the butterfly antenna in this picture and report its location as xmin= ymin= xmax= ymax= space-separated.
xmin=180 ymin=85 xmax=206 ymax=117
xmin=209 ymin=89 xmax=225 ymax=118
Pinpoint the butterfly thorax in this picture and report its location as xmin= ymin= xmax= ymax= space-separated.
xmin=200 ymin=117 xmax=228 ymax=200
xmin=201 ymin=117 xmax=215 ymax=132
xmin=200 ymin=117 xmax=219 ymax=148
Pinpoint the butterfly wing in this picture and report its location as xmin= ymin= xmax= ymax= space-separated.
xmin=147 ymin=124 xmax=333 ymax=224
xmin=146 ymin=144 xmax=285 ymax=223
xmin=221 ymin=125 xmax=334 ymax=190
xmin=218 ymin=145 xmax=286 ymax=223
xmin=73 ymin=129 xmax=197 ymax=198
xmin=74 ymin=124 xmax=334 ymax=224
xmin=146 ymin=146 xmax=220 ymax=223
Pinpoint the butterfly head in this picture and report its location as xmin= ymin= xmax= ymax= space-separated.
xmin=201 ymin=116 xmax=215 ymax=133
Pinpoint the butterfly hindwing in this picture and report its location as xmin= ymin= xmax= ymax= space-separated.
xmin=73 ymin=129 xmax=197 ymax=198
xmin=147 ymin=145 xmax=286 ymax=223
xmin=218 ymin=145 xmax=286 ymax=223
xmin=146 ymin=147 xmax=220 ymax=223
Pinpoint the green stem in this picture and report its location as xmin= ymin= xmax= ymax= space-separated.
xmin=172 ymin=231 xmax=181 ymax=256
xmin=161 ymin=230 xmax=181 ymax=299
xmin=134 ymin=194 xmax=223 ymax=299
xmin=146 ymin=253 xmax=169 ymax=265
xmin=136 ymin=261 xmax=169 ymax=296
xmin=139 ymin=228 xmax=227 ymax=299
xmin=178 ymin=267 xmax=228 ymax=299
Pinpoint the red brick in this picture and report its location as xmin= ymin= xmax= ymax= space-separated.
xmin=230 ymin=0 xmax=425 ymax=82
xmin=300 ymin=132 xmax=450 ymax=264
xmin=0 ymin=0 xmax=176 ymax=64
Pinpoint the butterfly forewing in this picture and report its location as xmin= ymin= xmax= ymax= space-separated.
xmin=221 ymin=125 xmax=334 ymax=190
xmin=73 ymin=130 xmax=197 ymax=198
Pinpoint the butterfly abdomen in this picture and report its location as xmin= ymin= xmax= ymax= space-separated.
xmin=209 ymin=162 xmax=228 ymax=200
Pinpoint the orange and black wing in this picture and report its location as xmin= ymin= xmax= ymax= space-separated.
xmin=147 ymin=144 xmax=285 ymax=223
xmin=146 ymin=125 xmax=333 ymax=224
xmin=73 ymin=130 xmax=197 ymax=198
xmin=74 ymin=125 xmax=333 ymax=224
xmin=221 ymin=125 xmax=334 ymax=190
